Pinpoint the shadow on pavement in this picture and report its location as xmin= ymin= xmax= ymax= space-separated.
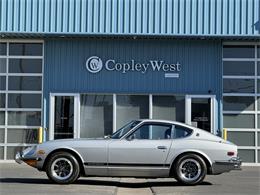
xmin=0 ymin=178 xmax=212 ymax=187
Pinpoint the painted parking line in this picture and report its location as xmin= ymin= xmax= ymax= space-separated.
xmin=117 ymin=178 xmax=153 ymax=195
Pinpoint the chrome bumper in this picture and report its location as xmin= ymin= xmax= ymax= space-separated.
xmin=15 ymin=151 xmax=24 ymax=164
xmin=211 ymin=157 xmax=242 ymax=175
xmin=15 ymin=151 xmax=41 ymax=167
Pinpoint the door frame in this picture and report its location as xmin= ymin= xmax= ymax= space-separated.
xmin=49 ymin=93 xmax=80 ymax=140
xmin=185 ymin=95 xmax=216 ymax=134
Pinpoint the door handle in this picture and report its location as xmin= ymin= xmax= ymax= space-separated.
xmin=157 ymin=146 xmax=167 ymax=150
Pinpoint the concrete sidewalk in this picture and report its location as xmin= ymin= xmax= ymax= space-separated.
xmin=0 ymin=163 xmax=259 ymax=195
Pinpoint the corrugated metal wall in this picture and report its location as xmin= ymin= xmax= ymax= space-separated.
xmin=43 ymin=38 xmax=222 ymax=130
xmin=0 ymin=0 xmax=259 ymax=37
xmin=44 ymin=39 xmax=222 ymax=94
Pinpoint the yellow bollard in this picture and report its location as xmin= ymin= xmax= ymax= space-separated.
xmin=223 ymin=129 xmax=227 ymax=140
xmin=38 ymin=127 xmax=43 ymax=144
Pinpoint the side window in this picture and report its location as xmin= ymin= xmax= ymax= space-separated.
xmin=130 ymin=124 xmax=172 ymax=140
xmin=173 ymin=125 xmax=193 ymax=139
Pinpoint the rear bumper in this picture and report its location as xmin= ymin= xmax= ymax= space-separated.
xmin=211 ymin=157 xmax=242 ymax=175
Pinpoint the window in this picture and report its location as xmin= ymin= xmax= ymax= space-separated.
xmin=223 ymin=114 xmax=255 ymax=128
xmin=7 ymin=129 xmax=38 ymax=143
xmin=116 ymin=95 xmax=149 ymax=129
xmin=258 ymin=133 xmax=260 ymax=146
xmin=152 ymin=95 xmax=185 ymax=122
xmin=223 ymin=45 xmax=255 ymax=58
xmin=9 ymin=43 xmax=42 ymax=56
xmin=258 ymin=80 xmax=260 ymax=93
xmin=228 ymin=132 xmax=255 ymax=146
xmin=238 ymin=149 xmax=255 ymax=163
xmin=111 ymin=120 xmax=141 ymax=139
xmin=0 ymin=147 xmax=3 ymax=159
xmin=223 ymin=96 xmax=255 ymax=111
xmin=223 ymin=61 xmax=255 ymax=76
xmin=8 ymin=94 xmax=41 ymax=108
xmin=223 ymin=79 xmax=254 ymax=93
xmin=80 ymin=94 xmax=113 ymax=138
xmin=0 ymin=129 xmax=4 ymax=143
xmin=7 ymin=146 xmax=25 ymax=160
xmin=0 ymin=93 xmax=5 ymax=108
xmin=0 ymin=59 xmax=6 ymax=73
xmin=0 ymin=43 xmax=7 ymax=55
xmin=0 ymin=76 xmax=6 ymax=90
xmin=223 ymin=43 xmax=260 ymax=163
xmin=257 ymin=62 xmax=260 ymax=76
xmin=0 ymin=41 xmax=43 ymax=160
xmin=129 ymin=124 xmax=172 ymax=140
xmin=8 ymin=111 xmax=41 ymax=126
xmin=0 ymin=112 xmax=5 ymax=125
xmin=173 ymin=125 xmax=193 ymax=139
xmin=8 ymin=76 xmax=42 ymax=91
xmin=9 ymin=59 xmax=42 ymax=73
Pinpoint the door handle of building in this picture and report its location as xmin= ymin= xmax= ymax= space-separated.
xmin=157 ymin=146 xmax=167 ymax=150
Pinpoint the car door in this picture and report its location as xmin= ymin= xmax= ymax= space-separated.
xmin=77 ymin=139 xmax=111 ymax=176
xmin=108 ymin=122 xmax=173 ymax=177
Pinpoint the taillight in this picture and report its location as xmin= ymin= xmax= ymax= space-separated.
xmin=227 ymin=151 xmax=235 ymax=156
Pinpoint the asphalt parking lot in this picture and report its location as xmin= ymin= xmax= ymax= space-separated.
xmin=0 ymin=163 xmax=259 ymax=195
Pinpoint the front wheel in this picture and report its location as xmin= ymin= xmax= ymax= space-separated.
xmin=46 ymin=152 xmax=80 ymax=184
xmin=174 ymin=154 xmax=207 ymax=185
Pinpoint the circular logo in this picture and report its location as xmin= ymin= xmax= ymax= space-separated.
xmin=86 ymin=56 xmax=103 ymax=73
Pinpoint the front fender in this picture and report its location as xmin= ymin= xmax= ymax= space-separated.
xmin=37 ymin=146 xmax=85 ymax=171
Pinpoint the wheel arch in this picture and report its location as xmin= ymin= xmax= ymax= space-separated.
xmin=169 ymin=150 xmax=213 ymax=176
xmin=42 ymin=148 xmax=85 ymax=175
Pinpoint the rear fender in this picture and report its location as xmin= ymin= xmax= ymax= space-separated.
xmin=169 ymin=149 xmax=213 ymax=173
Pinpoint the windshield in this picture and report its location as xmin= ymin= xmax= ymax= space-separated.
xmin=111 ymin=120 xmax=141 ymax=139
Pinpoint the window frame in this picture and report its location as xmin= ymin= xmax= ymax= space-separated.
xmin=222 ymin=42 xmax=260 ymax=164
xmin=0 ymin=39 xmax=44 ymax=161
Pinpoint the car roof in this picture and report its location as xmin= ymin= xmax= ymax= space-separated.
xmin=137 ymin=119 xmax=193 ymax=128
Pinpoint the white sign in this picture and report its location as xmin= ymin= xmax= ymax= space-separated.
xmin=86 ymin=56 xmax=181 ymax=77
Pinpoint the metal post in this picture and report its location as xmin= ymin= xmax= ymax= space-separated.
xmin=38 ymin=127 xmax=43 ymax=143
xmin=223 ymin=128 xmax=227 ymax=140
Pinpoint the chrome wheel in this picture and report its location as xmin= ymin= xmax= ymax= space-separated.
xmin=179 ymin=158 xmax=201 ymax=182
xmin=51 ymin=158 xmax=73 ymax=181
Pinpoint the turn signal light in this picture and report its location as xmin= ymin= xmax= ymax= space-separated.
xmin=227 ymin=151 xmax=235 ymax=156
xmin=37 ymin=150 xmax=45 ymax=155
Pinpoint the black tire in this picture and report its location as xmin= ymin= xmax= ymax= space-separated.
xmin=174 ymin=154 xmax=207 ymax=185
xmin=46 ymin=152 xmax=80 ymax=184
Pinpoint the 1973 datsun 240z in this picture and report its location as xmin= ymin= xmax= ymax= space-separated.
xmin=15 ymin=119 xmax=241 ymax=185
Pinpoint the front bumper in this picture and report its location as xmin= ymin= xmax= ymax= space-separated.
xmin=211 ymin=157 xmax=242 ymax=175
xmin=15 ymin=151 xmax=41 ymax=168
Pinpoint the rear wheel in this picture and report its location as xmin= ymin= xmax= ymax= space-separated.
xmin=174 ymin=154 xmax=207 ymax=185
xmin=46 ymin=152 xmax=80 ymax=184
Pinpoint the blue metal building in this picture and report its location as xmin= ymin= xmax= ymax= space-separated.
xmin=0 ymin=0 xmax=259 ymax=163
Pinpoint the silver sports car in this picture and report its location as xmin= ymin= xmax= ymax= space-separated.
xmin=15 ymin=119 xmax=241 ymax=185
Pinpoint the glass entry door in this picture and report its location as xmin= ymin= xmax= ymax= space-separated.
xmin=50 ymin=94 xmax=80 ymax=140
xmin=186 ymin=95 xmax=215 ymax=133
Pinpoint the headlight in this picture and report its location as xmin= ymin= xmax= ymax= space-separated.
xmin=22 ymin=145 xmax=37 ymax=156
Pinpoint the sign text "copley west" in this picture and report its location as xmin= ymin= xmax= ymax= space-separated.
xmin=105 ymin=60 xmax=181 ymax=74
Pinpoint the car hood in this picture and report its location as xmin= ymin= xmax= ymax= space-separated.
xmin=38 ymin=137 xmax=112 ymax=148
